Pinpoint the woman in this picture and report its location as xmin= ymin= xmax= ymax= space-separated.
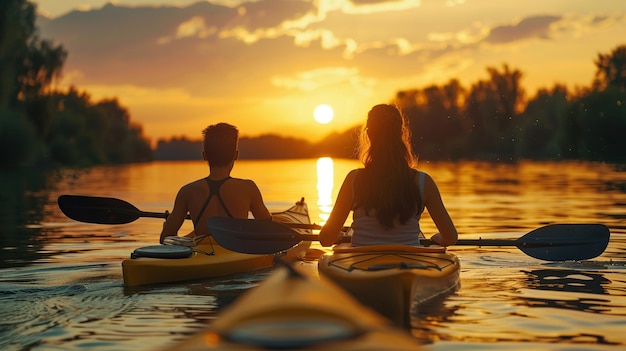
xmin=319 ymin=104 xmax=457 ymax=247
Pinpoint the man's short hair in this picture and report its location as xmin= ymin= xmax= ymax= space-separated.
xmin=202 ymin=123 xmax=239 ymax=166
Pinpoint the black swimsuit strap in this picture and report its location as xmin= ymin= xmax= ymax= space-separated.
xmin=208 ymin=177 xmax=234 ymax=218
xmin=194 ymin=177 xmax=233 ymax=225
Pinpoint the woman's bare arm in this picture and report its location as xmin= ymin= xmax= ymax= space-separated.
xmin=423 ymin=173 xmax=458 ymax=247
xmin=319 ymin=170 xmax=357 ymax=246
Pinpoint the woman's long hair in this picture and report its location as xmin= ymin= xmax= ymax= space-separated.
xmin=354 ymin=104 xmax=421 ymax=228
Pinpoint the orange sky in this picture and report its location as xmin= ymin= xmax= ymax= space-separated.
xmin=34 ymin=0 xmax=626 ymax=144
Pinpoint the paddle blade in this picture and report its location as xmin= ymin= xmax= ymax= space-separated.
xmin=517 ymin=224 xmax=610 ymax=261
xmin=208 ymin=217 xmax=303 ymax=254
xmin=58 ymin=195 xmax=144 ymax=224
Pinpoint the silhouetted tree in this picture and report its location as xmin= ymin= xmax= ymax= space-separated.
xmin=394 ymin=79 xmax=466 ymax=160
xmin=465 ymin=64 xmax=525 ymax=160
xmin=561 ymin=87 xmax=626 ymax=161
xmin=46 ymin=88 xmax=153 ymax=166
xmin=518 ymin=84 xmax=569 ymax=159
xmin=0 ymin=0 xmax=66 ymax=167
xmin=593 ymin=44 xmax=626 ymax=91
xmin=154 ymin=137 xmax=201 ymax=160
xmin=239 ymin=134 xmax=314 ymax=159
xmin=315 ymin=126 xmax=360 ymax=158
xmin=560 ymin=45 xmax=626 ymax=161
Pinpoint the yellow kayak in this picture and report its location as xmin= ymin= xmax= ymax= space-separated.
xmin=122 ymin=200 xmax=312 ymax=287
xmin=318 ymin=244 xmax=460 ymax=328
xmin=160 ymin=263 xmax=424 ymax=350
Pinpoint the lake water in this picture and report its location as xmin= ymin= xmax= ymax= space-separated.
xmin=1 ymin=159 xmax=625 ymax=350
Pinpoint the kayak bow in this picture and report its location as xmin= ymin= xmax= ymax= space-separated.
xmin=161 ymin=262 xmax=424 ymax=350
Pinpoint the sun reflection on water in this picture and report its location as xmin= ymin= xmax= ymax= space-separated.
xmin=316 ymin=157 xmax=334 ymax=225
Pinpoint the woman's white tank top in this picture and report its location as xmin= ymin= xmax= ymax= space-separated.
xmin=350 ymin=171 xmax=425 ymax=246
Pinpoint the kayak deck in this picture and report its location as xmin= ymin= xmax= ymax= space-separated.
xmin=122 ymin=239 xmax=310 ymax=286
xmin=122 ymin=199 xmax=312 ymax=287
xmin=160 ymin=264 xmax=424 ymax=350
xmin=318 ymin=243 xmax=460 ymax=328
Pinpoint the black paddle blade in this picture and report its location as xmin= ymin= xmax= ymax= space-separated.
xmin=58 ymin=195 xmax=145 ymax=224
xmin=207 ymin=217 xmax=303 ymax=254
xmin=517 ymin=224 xmax=610 ymax=261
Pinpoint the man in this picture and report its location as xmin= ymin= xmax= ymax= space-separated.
xmin=160 ymin=123 xmax=271 ymax=244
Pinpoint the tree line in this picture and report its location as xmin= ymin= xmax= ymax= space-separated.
xmin=3 ymin=0 xmax=625 ymax=167
xmin=1 ymin=0 xmax=152 ymax=168
xmin=154 ymin=131 xmax=360 ymax=160
xmin=395 ymin=50 xmax=626 ymax=162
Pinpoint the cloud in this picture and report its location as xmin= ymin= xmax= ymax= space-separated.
xmin=38 ymin=1 xmax=626 ymax=105
xmin=342 ymin=0 xmax=421 ymax=13
xmin=233 ymin=0 xmax=316 ymax=30
xmin=177 ymin=16 xmax=217 ymax=38
xmin=44 ymin=1 xmax=560 ymax=98
xmin=513 ymin=12 xmax=626 ymax=42
xmin=483 ymin=15 xmax=562 ymax=44
xmin=271 ymin=67 xmax=376 ymax=93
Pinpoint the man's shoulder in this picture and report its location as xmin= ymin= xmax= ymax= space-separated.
xmin=180 ymin=178 xmax=207 ymax=191
xmin=229 ymin=177 xmax=256 ymax=186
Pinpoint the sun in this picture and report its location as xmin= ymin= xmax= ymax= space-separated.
xmin=313 ymin=104 xmax=334 ymax=124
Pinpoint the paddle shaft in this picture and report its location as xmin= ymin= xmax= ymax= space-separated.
xmin=57 ymin=195 xmax=342 ymax=230
xmin=127 ymin=212 xmax=341 ymax=231
xmin=207 ymin=216 xmax=611 ymax=261
xmin=68 ymin=208 xmax=337 ymax=231
xmin=139 ymin=211 xmax=190 ymax=220
xmin=275 ymin=236 xmax=593 ymax=248
xmin=100 ymin=210 xmax=334 ymax=230
xmin=421 ymin=238 xmax=582 ymax=248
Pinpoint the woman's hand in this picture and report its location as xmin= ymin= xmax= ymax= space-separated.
xmin=429 ymin=232 xmax=442 ymax=245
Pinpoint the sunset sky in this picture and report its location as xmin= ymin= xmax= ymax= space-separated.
xmin=33 ymin=0 xmax=626 ymax=144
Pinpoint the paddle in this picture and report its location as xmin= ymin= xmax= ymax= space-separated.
xmin=206 ymin=217 xmax=610 ymax=261
xmin=57 ymin=194 xmax=329 ymax=230
xmin=58 ymin=194 xmax=188 ymax=224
